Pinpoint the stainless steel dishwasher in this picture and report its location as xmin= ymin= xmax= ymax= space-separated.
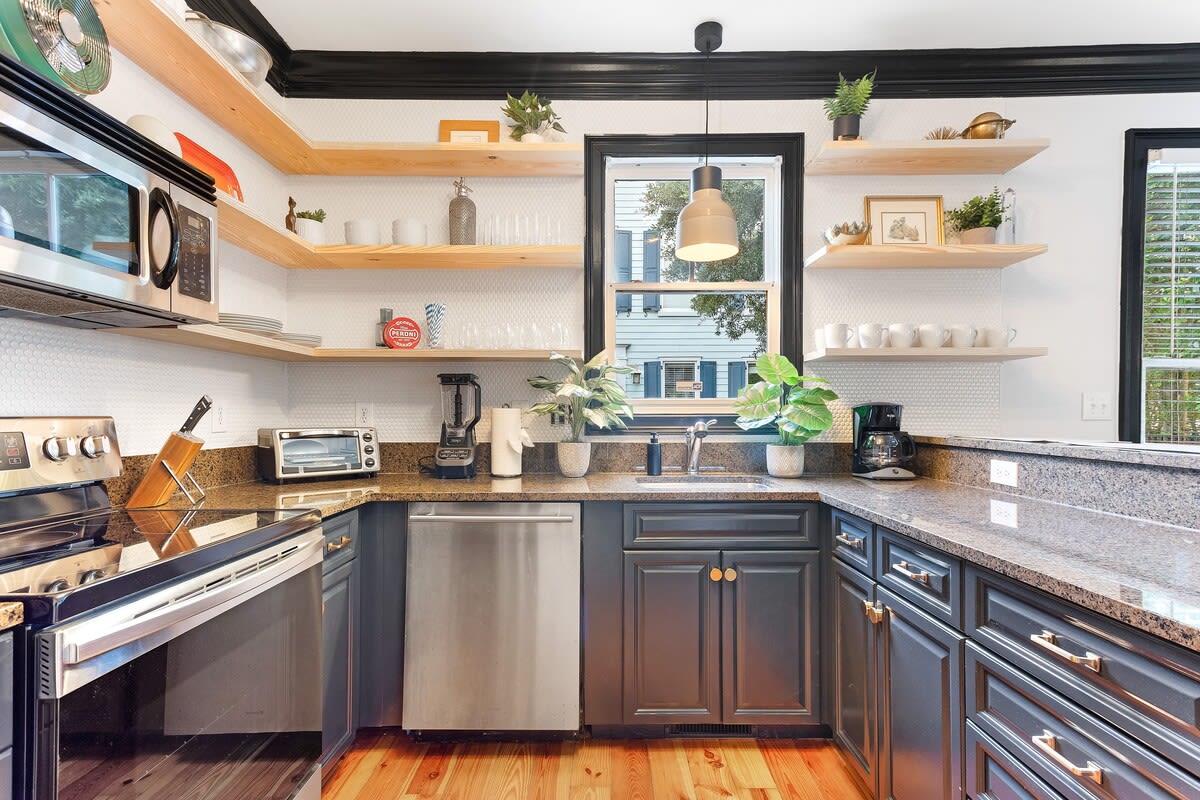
xmin=402 ymin=501 xmax=581 ymax=732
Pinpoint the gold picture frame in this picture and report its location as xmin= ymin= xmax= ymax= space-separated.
xmin=864 ymin=195 xmax=945 ymax=245
xmin=438 ymin=119 xmax=501 ymax=143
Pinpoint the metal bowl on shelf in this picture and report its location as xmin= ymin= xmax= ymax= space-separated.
xmin=185 ymin=10 xmax=271 ymax=86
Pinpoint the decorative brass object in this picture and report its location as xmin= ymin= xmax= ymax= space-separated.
xmin=961 ymin=112 xmax=1016 ymax=139
xmin=924 ymin=126 xmax=961 ymax=140
xmin=724 ymin=567 xmax=738 ymax=582
xmin=710 ymin=567 xmax=723 ymax=582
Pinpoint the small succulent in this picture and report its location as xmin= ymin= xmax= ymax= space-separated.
xmin=296 ymin=208 xmax=326 ymax=222
xmin=925 ymin=126 xmax=961 ymax=140
xmin=501 ymin=90 xmax=566 ymax=140
xmin=822 ymin=70 xmax=876 ymax=121
xmin=828 ymin=221 xmax=871 ymax=236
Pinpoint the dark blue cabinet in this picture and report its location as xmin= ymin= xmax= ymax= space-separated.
xmin=320 ymin=511 xmax=360 ymax=772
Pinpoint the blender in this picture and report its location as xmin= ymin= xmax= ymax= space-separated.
xmin=435 ymin=373 xmax=482 ymax=479
xmin=851 ymin=402 xmax=917 ymax=480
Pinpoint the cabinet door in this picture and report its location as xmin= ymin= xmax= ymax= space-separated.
xmin=878 ymin=587 xmax=965 ymax=800
xmin=831 ymin=559 xmax=878 ymax=794
xmin=722 ymin=550 xmax=820 ymax=724
xmin=623 ymin=550 xmax=721 ymax=724
xmin=321 ymin=559 xmax=357 ymax=769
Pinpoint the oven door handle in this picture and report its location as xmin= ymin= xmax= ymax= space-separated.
xmin=38 ymin=531 xmax=322 ymax=699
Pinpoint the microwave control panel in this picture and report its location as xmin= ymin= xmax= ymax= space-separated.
xmin=176 ymin=205 xmax=213 ymax=302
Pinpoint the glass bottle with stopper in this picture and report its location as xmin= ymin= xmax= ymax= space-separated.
xmin=449 ymin=177 xmax=476 ymax=245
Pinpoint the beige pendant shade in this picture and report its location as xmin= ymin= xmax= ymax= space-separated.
xmin=676 ymin=164 xmax=738 ymax=262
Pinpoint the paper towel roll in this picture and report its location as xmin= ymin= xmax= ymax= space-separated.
xmin=491 ymin=407 xmax=532 ymax=477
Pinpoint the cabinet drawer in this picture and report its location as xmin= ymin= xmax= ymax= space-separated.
xmin=830 ymin=509 xmax=873 ymax=575
xmin=876 ymin=527 xmax=961 ymax=627
xmin=967 ymin=567 xmax=1200 ymax=777
xmin=967 ymin=643 xmax=1200 ymax=799
xmin=323 ymin=510 xmax=359 ymax=570
xmin=622 ymin=503 xmax=816 ymax=549
xmin=967 ymin=721 xmax=1066 ymax=800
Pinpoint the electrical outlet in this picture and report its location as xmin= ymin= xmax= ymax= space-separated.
xmin=355 ymin=402 xmax=374 ymax=427
xmin=990 ymin=458 xmax=1019 ymax=487
xmin=990 ymin=499 xmax=1019 ymax=528
xmin=209 ymin=404 xmax=227 ymax=433
xmin=1081 ymin=391 xmax=1113 ymax=421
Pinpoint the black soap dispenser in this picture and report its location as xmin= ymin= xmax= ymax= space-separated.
xmin=646 ymin=432 xmax=662 ymax=476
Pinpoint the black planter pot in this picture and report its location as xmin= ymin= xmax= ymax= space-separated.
xmin=833 ymin=114 xmax=861 ymax=141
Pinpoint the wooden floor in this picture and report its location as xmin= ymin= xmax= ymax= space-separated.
xmin=322 ymin=730 xmax=870 ymax=799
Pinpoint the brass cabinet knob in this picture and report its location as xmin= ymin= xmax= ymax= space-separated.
xmin=724 ymin=567 xmax=737 ymax=582
xmin=709 ymin=567 xmax=723 ymax=582
xmin=326 ymin=535 xmax=352 ymax=553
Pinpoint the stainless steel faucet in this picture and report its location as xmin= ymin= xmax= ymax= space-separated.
xmin=684 ymin=419 xmax=719 ymax=475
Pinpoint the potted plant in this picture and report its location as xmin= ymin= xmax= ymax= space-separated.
xmin=732 ymin=353 xmax=838 ymax=477
xmin=946 ymin=187 xmax=1003 ymax=244
xmin=528 ymin=351 xmax=633 ymax=477
xmin=501 ymin=90 xmax=566 ymax=143
xmin=823 ymin=70 xmax=876 ymax=141
xmin=294 ymin=208 xmax=327 ymax=244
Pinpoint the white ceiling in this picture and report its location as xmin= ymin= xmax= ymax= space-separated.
xmin=252 ymin=0 xmax=1199 ymax=53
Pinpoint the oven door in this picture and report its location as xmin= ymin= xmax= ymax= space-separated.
xmin=29 ymin=530 xmax=323 ymax=800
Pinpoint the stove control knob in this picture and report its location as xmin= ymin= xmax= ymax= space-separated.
xmin=365 ymin=458 xmax=376 ymax=468
xmin=43 ymin=578 xmax=70 ymax=593
xmin=80 ymin=435 xmax=111 ymax=459
xmin=361 ymin=432 xmax=374 ymax=442
xmin=363 ymin=445 xmax=375 ymax=454
xmin=43 ymin=437 xmax=78 ymax=462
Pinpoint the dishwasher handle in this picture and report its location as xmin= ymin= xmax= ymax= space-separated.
xmin=411 ymin=513 xmax=576 ymax=524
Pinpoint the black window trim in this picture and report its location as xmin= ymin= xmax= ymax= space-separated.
xmin=583 ymin=133 xmax=804 ymax=434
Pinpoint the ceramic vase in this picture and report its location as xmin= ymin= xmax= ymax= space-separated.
xmin=294 ymin=218 xmax=325 ymax=244
xmin=520 ymin=131 xmax=546 ymax=143
xmin=960 ymin=226 xmax=998 ymax=244
xmin=766 ymin=444 xmax=804 ymax=478
xmin=833 ymin=115 xmax=860 ymax=141
xmin=556 ymin=441 xmax=591 ymax=478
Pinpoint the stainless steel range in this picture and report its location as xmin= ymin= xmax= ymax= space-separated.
xmin=0 ymin=417 xmax=323 ymax=800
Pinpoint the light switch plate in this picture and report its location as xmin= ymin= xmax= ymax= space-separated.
xmin=990 ymin=459 xmax=1018 ymax=487
xmin=1081 ymin=391 xmax=1113 ymax=421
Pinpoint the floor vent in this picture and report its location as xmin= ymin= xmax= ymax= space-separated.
xmin=666 ymin=723 xmax=753 ymax=737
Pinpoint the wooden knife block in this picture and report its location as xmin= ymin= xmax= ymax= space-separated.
xmin=126 ymin=431 xmax=205 ymax=508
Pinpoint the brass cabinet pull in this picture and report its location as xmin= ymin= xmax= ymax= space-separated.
xmin=835 ymin=533 xmax=864 ymax=550
xmin=1030 ymin=630 xmax=1102 ymax=672
xmin=1031 ymin=730 xmax=1104 ymax=784
xmin=709 ymin=567 xmax=723 ymax=582
xmin=863 ymin=600 xmax=885 ymax=624
xmin=724 ymin=567 xmax=737 ymax=582
xmin=326 ymin=535 xmax=352 ymax=554
xmin=893 ymin=560 xmax=930 ymax=584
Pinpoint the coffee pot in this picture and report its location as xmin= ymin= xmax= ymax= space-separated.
xmin=852 ymin=403 xmax=917 ymax=480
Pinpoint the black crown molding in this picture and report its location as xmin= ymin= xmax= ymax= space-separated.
xmin=189 ymin=1 xmax=1200 ymax=100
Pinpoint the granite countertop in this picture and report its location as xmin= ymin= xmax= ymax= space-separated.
xmin=167 ymin=473 xmax=1200 ymax=653
xmin=0 ymin=601 xmax=23 ymax=631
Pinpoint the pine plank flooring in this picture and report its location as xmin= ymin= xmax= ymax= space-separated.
xmin=322 ymin=730 xmax=869 ymax=800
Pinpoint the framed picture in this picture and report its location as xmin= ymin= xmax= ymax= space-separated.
xmin=864 ymin=195 xmax=944 ymax=245
xmin=438 ymin=119 xmax=501 ymax=143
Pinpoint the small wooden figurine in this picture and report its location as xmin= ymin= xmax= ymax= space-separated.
xmin=285 ymin=196 xmax=297 ymax=233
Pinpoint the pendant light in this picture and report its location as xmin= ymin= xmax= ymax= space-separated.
xmin=675 ymin=21 xmax=738 ymax=263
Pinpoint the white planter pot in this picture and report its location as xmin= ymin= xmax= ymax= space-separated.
xmin=556 ymin=441 xmax=591 ymax=478
xmin=959 ymin=226 xmax=997 ymax=244
xmin=766 ymin=444 xmax=805 ymax=477
xmin=520 ymin=132 xmax=546 ymax=143
xmin=294 ymin=217 xmax=326 ymax=244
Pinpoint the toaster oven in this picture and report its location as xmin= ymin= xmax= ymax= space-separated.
xmin=257 ymin=428 xmax=378 ymax=483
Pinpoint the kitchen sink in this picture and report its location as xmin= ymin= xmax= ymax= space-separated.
xmin=635 ymin=474 xmax=771 ymax=490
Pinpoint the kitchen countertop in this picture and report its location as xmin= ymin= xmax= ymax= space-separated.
xmin=0 ymin=601 xmax=23 ymax=631
xmin=169 ymin=473 xmax=1200 ymax=653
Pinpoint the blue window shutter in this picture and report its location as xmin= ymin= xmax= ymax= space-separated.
xmin=615 ymin=229 xmax=632 ymax=313
xmin=642 ymin=236 xmax=661 ymax=312
xmin=700 ymin=360 xmax=717 ymax=398
xmin=643 ymin=361 xmax=662 ymax=398
xmin=728 ymin=361 xmax=747 ymax=397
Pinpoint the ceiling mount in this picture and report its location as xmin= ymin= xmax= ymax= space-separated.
xmin=694 ymin=21 xmax=722 ymax=55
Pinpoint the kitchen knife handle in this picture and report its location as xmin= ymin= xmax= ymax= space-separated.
xmin=180 ymin=395 xmax=213 ymax=433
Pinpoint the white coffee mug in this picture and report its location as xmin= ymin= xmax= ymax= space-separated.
xmin=918 ymin=323 xmax=950 ymax=348
xmin=345 ymin=219 xmax=381 ymax=245
xmin=949 ymin=324 xmax=978 ymax=348
xmin=823 ymin=323 xmax=854 ymax=349
xmin=392 ymin=218 xmax=428 ymax=245
xmin=983 ymin=325 xmax=1018 ymax=347
xmin=887 ymin=322 xmax=917 ymax=348
xmin=857 ymin=322 xmax=886 ymax=349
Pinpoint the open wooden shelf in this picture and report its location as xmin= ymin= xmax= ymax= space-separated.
xmin=95 ymin=1 xmax=583 ymax=177
xmin=218 ymin=197 xmax=582 ymax=269
xmin=111 ymin=325 xmax=581 ymax=363
xmin=805 ymin=138 xmax=1050 ymax=176
xmin=804 ymin=243 xmax=1048 ymax=270
xmin=805 ymin=346 xmax=1048 ymax=363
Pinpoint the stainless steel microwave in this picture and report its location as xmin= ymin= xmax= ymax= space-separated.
xmin=0 ymin=59 xmax=217 ymax=328
xmin=258 ymin=428 xmax=379 ymax=483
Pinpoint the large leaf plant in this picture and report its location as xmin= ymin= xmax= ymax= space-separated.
xmin=501 ymin=90 xmax=567 ymax=140
xmin=528 ymin=351 xmax=633 ymax=443
xmin=732 ymin=354 xmax=838 ymax=445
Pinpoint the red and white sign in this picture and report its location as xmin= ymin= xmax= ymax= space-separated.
xmin=382 ymin=317 xmax=422 ymax=349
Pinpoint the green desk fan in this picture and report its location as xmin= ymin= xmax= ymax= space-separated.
xmin=0 ymin=0 xmax=110 ymax=94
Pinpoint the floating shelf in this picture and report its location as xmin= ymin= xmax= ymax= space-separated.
xmin=804 ymin=244 xmax=1048 ymax=270
xmin=111 ymin=325 xmax=581 ymax=363
xmin=805 ymin=138 xmax=1050 ymax=176
xmin=95 ymin=1 xmax=583 ymax=177
xmin=804 ymin=347 xmax=1048 ymax=363
xmin=217 ymin=197 xmax=582 ymax=269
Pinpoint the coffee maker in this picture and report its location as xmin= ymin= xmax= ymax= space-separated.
xmin=852 ymin=402 xmax=917 ymax=480
xmin=435 ymin=373 xmax=482 ymax=479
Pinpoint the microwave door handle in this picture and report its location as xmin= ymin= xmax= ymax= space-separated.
xmin=147 ymin=186 xmax=180 ymax=289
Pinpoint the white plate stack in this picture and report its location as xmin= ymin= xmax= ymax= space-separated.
xmin=276 ymin=332 xmax=323 ymax=347
xmin=218 ymin=313 xmax=283 ymax=335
